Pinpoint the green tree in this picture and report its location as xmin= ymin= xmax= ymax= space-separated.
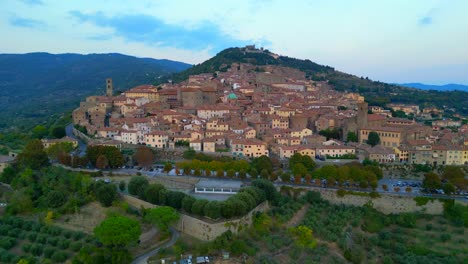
xmin=367 ymin=131 xmax=380 ymax=146
xmin=16 ymin=139 xmax=49 ymax=170
xmin=86 ymin=145 xmax=124 ymax=168
xmin=128 ymin=176 xmax=149 ymax=198
xmin=182 ymin=195 xmax=196 ymax=213
xmin=251 ymin=179 xmax=279 ymax=204
xmin=204 ymin=201 xmax=222 ymax=219
xmin=163 ymin=163 xmax=173 ymax=173
xmin=183 ymin=148 xmax=196 ymax=159
xmin=291 ymin=163 xmax=308 ymax=177
xmin=45 ymin=142 xmax=74 ymax=161
xmin=289 ymin=153 xmax=316 ymax=171
xmin=32 ymin=125 xmax=48 ymax=139
xmin=0 ymin=166 xmax=17 ymax=184
xmin=119 ymin=181 xmax=126 ymax=192
xmin=442 ymin=183 xmax=455 ymax=195
xmin=319 ymin=128 xmax=340 ymax=140
xmin=191 ymin=199 xmax=208 ymax=216
xmin=6 ymin=189 xmax=33 ymax=214
xmin=96 ymin=184 xmax=118 ymax=207
xmin=94 ymin=217 xmax=141 ymax=246
xmin=347 ymin=131 xmax=358 ymax=142
xmin=144 ymin=206 xmax=180 ymax=234
xmin=288 ymin=225 xmax=317 ymax=248
xmin=144 ymin=183 xmax=165 ymax=204
xmin=166 ymin=191 xmax=186 ymax=209
xmin=226 ymin=169 xmax=236 ymax=178
xmin=46 ymin=190 xmax=67 ymax=208
xmin=50 ymin=126 xmax=66 ymax=139
xmin=251 ymin=155 xmax=273 ymax=173
xmin=94 ymin=216 xmax=141 ymax=263
xmin=260 ymin=169 xmax=269 ymax=179
xmin=423 ymin=172 xmax=442 ymax=190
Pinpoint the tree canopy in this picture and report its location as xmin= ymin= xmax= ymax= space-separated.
xmin=94 ymin=216 xmax=141 ymax=247
xmin=144 ymin=206 xmax=180 ymax=233
xmin=16 ymin=139 xmax=49 ymax=170
xmin=133 ymin=146 xmax=154 ymax=167
xmin=367 ymin=131 xmax=380 ymax=147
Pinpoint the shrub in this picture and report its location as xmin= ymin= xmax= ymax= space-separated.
xmin=95 ymin=183 xmax=118 ymax=207
xmin=46 ymin=236 xmax=59 ymax=246
xmin=414 ymin=197 xmax=432 ymax=206
xmin=43 ymin=246 xmax=55 ymax=258
xmin=57 ymin=239 xmax=70 ymax=250
xmin=70 ymin=242 xmax=82 ymax=252
xmin=128 ymin=176 xmax=149 ymax=198
xmin=36 ymin=234 xmax=47 ymax=244
xmin=440 ymin=234 xmax=451 ymax=242
xmin=51 ymin=251 xmax=68 ymax=263
xmin=30 ymin=244 xmax=43 ymax=256
xmin=27 ymin=232 xmax=37 ymax=242
xmin=63 ymin=230 xmax=73 ymax=239
xmin=22 ymin=243 xmax=32 ymax=253
xmin=72 ymin=231 xmax=85 ymax=241
xmin=337 ymin=189 xmax=346 ymax=197
xmin=0 ymin=237 xmax=16 ymax=250
xmin=119 ymin=180 xmax=126 ymax=191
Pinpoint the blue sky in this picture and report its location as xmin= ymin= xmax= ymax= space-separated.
xmin=1 ymin=0 xmax=467 ymax=84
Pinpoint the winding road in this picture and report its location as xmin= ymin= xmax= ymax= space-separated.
xmin=65 ymin=123 xmax=87 ymax=157
xmin=132 ymin=227 xmax=180 ymax=264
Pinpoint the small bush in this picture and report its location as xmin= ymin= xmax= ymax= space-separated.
xmin=27 ymin=232 xmax=37 ymax=242
xmin=70 ymin=242 xmax=82 ymax=252
xmin=43 ymin=246 xmax=55 ymax=258
xmin=46 ymin=236 xmax=59 ymax=246
xmin=57 ymin=239 xmax=70 ymax=250
xmin=51 ymin=251 xmax=68 ymax=263
xmin=0 ymin=237 xmax=16 ymax=250
xmin=30 ymin=244 xmax=43 ymax=256
xmin=22 ymin=243 xmax=32 ymax=253
xmin=439 ymin=234 xmax=451 ymax=242
xmin=337 ymin=189 xmax=346 ymax=197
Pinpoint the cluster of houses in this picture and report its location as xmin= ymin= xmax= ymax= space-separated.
xmin=72 ymin=56 xmax=468 ymax=165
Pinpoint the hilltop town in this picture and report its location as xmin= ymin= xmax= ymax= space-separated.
xmin=72 ymin=46 xmax=468 ymax=166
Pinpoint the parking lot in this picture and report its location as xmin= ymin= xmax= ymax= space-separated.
xmin=378 ymin=178 xmax=423 ymax=194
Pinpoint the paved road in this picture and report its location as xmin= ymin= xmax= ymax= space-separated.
xmin=70 ymin=165 xmax=468 ymax=202
xmin=132 ymin=227 xmax=180 ymax=264
xmin=65 ymin=123 xmax=87 ymax=157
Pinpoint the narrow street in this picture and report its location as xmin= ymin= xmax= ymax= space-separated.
xmin=132 ymin=227 xmax=180 ymax=264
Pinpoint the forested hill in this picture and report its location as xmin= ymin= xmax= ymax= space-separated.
xmin=0 ymin=53 xmax=191 ymax=131
xmin=164 ymin=47 xmax=468 ymax=117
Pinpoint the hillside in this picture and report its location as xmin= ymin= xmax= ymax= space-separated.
xmin=164 ymin=47 xmax=468 ymax=117
xmin=0 ymin=53 xmax=191 ymax=131
xmin=400 ymin=83 xmax=468 ymax=92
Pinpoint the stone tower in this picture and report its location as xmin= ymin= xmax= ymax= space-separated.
xmin=357 ymin=102 xmax=368 ymax=129
xmin=106 ymin=78 xmax=113 ymax=97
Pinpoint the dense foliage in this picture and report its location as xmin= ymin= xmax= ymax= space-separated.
xmin=129 ymin=176 xmax=272 ymax=219
xmin=0 ymin=53 xmax=190 ymax=131
xmin=86 ymin=145 xmax=124 ymax=168
xmin=0 ymin=216 xmax=92 ymax=264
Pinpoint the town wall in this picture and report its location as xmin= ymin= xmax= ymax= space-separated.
xmin=288 ymin=186 xmax=445 ymax=215
xmin=72 ymin=127 xmax=91 ymax=143
xmin=123 ymin=195 xmax=270 ymax=241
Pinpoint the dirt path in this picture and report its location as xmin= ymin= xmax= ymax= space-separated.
xmin=286 ymin=204 xmax=310 ymax=228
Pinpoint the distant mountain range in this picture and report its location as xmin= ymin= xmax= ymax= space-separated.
xmin=0 ymin=52 xmax=191 ymax=130
xmin=399 ymin=83 xmax=468 ymax=92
